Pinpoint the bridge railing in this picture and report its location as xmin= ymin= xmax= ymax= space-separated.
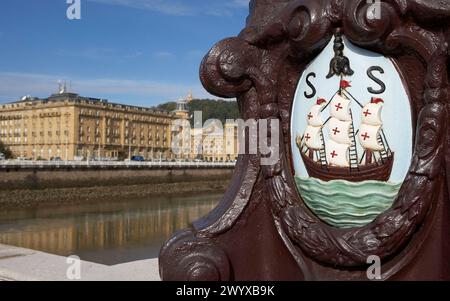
xmin=0 ymin=160 xmax=236 ymax=169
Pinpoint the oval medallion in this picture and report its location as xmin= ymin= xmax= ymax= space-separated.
xmin=290 ymin=32 xmax=412 ymax=229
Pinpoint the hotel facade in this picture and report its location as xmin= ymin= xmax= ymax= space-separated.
xmin=0 ymin=89 xmax=174 ymax=161
xmin=172 ymin=94 xmax=239 ymax=163
xmin=0 ymin=89 xmax=240 ymax=162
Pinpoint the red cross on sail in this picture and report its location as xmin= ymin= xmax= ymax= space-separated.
xmin=326 ymin=140 xmax=350 ymax=167
xmin=306 ymin=102 xmax=324 ymax=127
xmin=359 ymin=124 xmax=383 ymax=151
xmin=361 ymin=132 xmax=370 ymax=140
xmin=302 ymin=99 xmax=326 ymax=151
xmin=329 ymin=93 xmax=352 ymax=121
xmin=328 ymin=118 xmax=352 ymax=145
xmin=324 ymin=93 xmax=352 ymax=167
xmin=304 ymin=126 xmax=322 ymax=150
xmin=359 ymin=100 xmax=384 ymax=151
xmin=361 ymin=102 xmax=383 ymax=126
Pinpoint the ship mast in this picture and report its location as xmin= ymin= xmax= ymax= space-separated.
xmin=324 ymin=29 xmax=359 ymax=170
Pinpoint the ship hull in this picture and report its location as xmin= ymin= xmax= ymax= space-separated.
xmin=300 ymin=151 xmax=395 ymax=182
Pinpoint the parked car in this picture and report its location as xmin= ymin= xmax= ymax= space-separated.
xmin=131 ymin=156 xmax=145 ymax=162
xmin=51 ymin=157 xmax=62 ymax=161
xmin=0 ymin=153 xmax=5 ymax=161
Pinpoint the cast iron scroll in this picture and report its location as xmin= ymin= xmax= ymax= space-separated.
xmin=159 ymin=0 xmax=450 ymax=280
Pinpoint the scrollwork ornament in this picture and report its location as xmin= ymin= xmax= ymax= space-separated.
xmin=159 ymin=230 xmax=230 ymax=281
xmin=160 ymin=0 xmax=450 ymax=280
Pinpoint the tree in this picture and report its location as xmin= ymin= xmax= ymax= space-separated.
xmin=157 ymin=98 xmax=240 ymax=126
xmin=0 ymin=140 xmax=13 ymax=159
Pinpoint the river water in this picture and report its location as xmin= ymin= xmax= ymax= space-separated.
xmin=0 ymin=193 xmax=220 ymax=265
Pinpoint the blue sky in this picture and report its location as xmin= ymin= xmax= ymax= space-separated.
xmin=0 ymin=0 xmax=249 ymax=106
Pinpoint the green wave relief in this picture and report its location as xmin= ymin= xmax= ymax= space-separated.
xmin=295 ymin=177 xmax=402 ymax=229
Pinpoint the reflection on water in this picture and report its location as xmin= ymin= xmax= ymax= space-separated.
xmin=0 ymin=193 xmax=220 ymax=265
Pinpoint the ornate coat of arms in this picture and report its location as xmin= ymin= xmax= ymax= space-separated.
xmin=292 ymin=29 xmax=411 ymax=229
xmin=160 ymin=0 xmax=450 ymax=281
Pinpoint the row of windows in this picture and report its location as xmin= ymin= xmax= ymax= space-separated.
xmin=79 ymin=126 xmax=168 ymax=138
xmin=0 ymin=130 xmax=69 ymax=137
xmin=78 ymin=136 xmax=168 ymax=147
xmin=0 ymin=115 xmax=71 ymax=125
xmin=0 ymin=121 xmax=69 ymax=129
xmin=1 ymin=137 xmax=70 ymax=144
xmin=79 ymin=115 xmax=171 ymax=125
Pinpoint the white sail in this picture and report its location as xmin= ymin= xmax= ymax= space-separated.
xmin=361 ymin=103 xmax=383 ymax=126
xmin=330 ymin=93 xmax=352 ymax=122
xmin=328 ymin=117 xmax=352 ymax=145
xmin=326 ymin=139 xmax=350 ymax=167
xmin=358 ymin=124 xmax=384 ymax=151
xmin=307 ymin=105 xmax=324 ymax=127
xmin=304 ymin=125 xmax=323 ymax=150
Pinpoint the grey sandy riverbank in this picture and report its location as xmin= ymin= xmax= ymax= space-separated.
xmin=0 ymin=167 xmax=233 ymax=209
xmin=0 ymin=179 xmax=230 ymax=210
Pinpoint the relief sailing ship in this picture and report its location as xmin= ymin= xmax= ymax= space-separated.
xmin=296 ymin=31 xmax=394 ymax=183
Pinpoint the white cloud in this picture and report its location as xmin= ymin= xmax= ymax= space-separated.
xmin=55 ymin=48 xmax=144 ymax=60
xmin=152 ymin=51 xmax=176 ymax=59
xmin=230 ymin=0 xmax=250 ymax=8
xmin=124 ymin=51 xmax=144 ymax=59
xmin=87 ymin=0 xmax=249 ymax=17
xmin=0 ymin=72 xmax=219 ymax=106
xmin=88 ymin=0 xmax=195 ymax=16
